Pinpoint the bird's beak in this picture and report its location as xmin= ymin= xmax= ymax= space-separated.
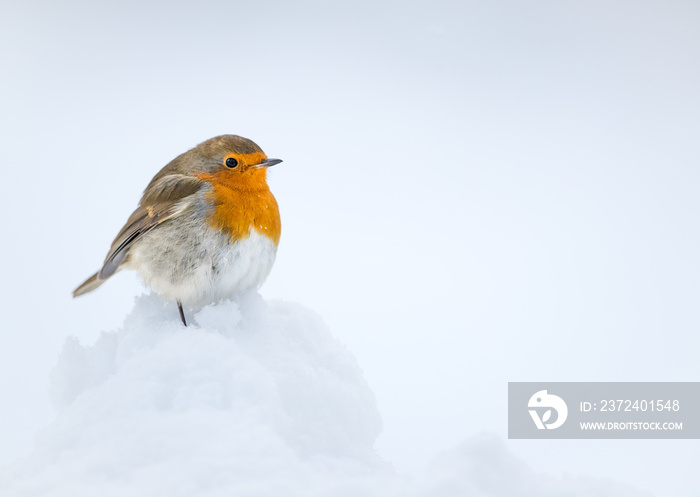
xmin=257 ymin=158 xmax=283 ymax=168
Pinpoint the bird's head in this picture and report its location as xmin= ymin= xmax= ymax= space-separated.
xmin=160 ymin=135 xmax=282 ymax=190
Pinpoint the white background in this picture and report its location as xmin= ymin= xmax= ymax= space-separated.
xmin=1 ymin=1 xmax=698 ymax=495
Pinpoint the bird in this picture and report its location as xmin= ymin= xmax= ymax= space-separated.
xmin=73 ymin=134 xmax=282 ymax=326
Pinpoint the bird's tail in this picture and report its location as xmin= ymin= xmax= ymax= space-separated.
xmin=73 ymin=272 xmax=106 ymax=297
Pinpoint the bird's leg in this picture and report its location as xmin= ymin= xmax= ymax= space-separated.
xmin=177 ymin=300 xmax=187 ymax=326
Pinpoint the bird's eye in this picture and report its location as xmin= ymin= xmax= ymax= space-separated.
xmin=225 ymin=157 xmax=239 ymax=168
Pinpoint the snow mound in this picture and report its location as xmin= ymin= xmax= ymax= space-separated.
xmin=419 ymin=434 xmax=652 ymax=497
xmin=3 ymin=293 xmax=385 ymax=496
xmin=0 ymin=294 xmax=650 ymax=497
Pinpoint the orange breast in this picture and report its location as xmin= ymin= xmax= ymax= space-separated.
xmin=196 ymin=168 xmax=281 ymax=245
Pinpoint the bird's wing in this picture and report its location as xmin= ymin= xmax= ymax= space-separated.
xmin=97 ymin=202 xmax=186 ymax=280
xmin=73 ymin=174 xmax=206 ymax=297
xmin=139 ymin=173 xmax=205 ymax=207
xmin=99 ymin=174 xmax=206 ymax=279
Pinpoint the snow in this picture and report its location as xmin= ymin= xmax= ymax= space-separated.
xmin=0 ymin=294 xmax=648 ymax=496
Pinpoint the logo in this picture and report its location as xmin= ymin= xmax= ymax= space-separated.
xmin=528 ymin=390 xmax=568 ymax=429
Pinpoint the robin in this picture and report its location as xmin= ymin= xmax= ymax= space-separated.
xmin=73 ymin=135 xmax=282 ymax=326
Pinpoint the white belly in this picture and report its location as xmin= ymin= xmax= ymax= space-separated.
xmin=127 ymin=224 xmax=278 ymax=308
